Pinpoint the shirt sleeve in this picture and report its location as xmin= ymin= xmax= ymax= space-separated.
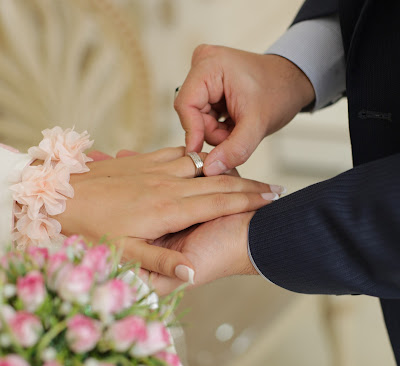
xmin=266 ymin=15 xmax=346 ymax=111
xmin=0 ymin=146 xmax=32 ymax=248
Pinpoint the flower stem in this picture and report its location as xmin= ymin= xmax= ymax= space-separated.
xmin=35 ymin=320 xmax=67 ymax=363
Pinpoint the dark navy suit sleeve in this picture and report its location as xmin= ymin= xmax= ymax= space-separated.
xmin=249 ymin=153 xmax=400 ymax=299
xmin=293 ymin=0 xmax=339 ymax=24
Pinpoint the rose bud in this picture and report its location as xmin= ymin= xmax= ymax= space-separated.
xmin=3 ymin=284 xmax=16 ymax=298
xmin=155 ymin=351 xmax=183 ymax=366
xmin=63 ymin=235 xmax=87 ymax=258
xmin=91 ymin=279 xmax=133 ymax=317
xmin=8 ymin=311 xmax=43 ymax=347
xmin=106 ymin=316 xmax=147 ymax=351
xmin=0 ymin=251 xmax=23 ymax=271
xmin=130 ymin=322 xmax=171 ymax=357
xmin=66 ymin=315 xmax=101 ymax=353
xmin=17 ymin=270 xmax=46 ymax=312
xmin=41 ymin=347 xmax=57 ymax=362
xmin=58 ymin=265 xmax=94 ymax=304
xmin=26 ymin=247 xmax=49 ymax=268
xmin=81 ymin=245 xmax=112 ymax=282
xmin=0 ymin=304 xmax=15 ymax=327
xmin=46 ymin=251 xmax=68 ymax=289
xmin=0 ymin=355 xmax=29 ymax=366
xmin=0 ymin=304 xmax=15 ymax=334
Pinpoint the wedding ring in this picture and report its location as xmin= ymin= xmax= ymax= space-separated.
xmin=187 ymin=152 xmax=204 ymax=177
xmin=174 ymin=86 xmax=181 ymax=100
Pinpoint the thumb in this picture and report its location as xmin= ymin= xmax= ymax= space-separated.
xmin=203 ymin=120 xmax=263 ymax=176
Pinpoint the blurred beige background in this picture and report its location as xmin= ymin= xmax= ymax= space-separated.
xmin=0 ymin=0 xmax=395 ymax=365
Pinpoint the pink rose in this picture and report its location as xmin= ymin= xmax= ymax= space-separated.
xmin=155 ymin=351 xmax=183 ymax=366
xmin=28 ymin=127 xmax=93 ymax=173
xmin=17 ymin=271 xmax=46 ymax=312
xmin=8 ymin=311 xmax=42 ymax=347
xmin=63 ymin=235 xmax=87 ymax=258
xmin=0 ymin=305 xmax=15 ymax=331
xmin=46 ymin=251 xmax=70 ymax=290
xmin=106 ymin=316 xmax=147 ymax=351
xmin=58 ymin=265 xmax=94 ymax=304
xmin=26 ymin=247 xmax=49 ymax=268
xmin=0 ymin=355 xmax=29 ymax=366
xmin=130 ymin=322 xmax=171 ymax=357
xmin=0 ymin=304 xmax=15 ymax=319
xmin=63 ymin=235 xmax=85 ymax=248
xmin=66 ymin=315 xmax=101 ymax=353
xmin=91 ymin=279 xmax=134 ymax=317
xmin=81 ymin=245 xmax=112 ymax=282
xmin=0 ymin=251 xmax=23 ymax=271
xmin=46 ymin=251 xmax=68 ymax=280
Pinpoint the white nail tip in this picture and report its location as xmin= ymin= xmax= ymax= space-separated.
xmin=186 ymin=267 xmax=195 ymax=285
xmin=261 ymin=192 xmax=280 ymax=201
xmin=175 ymin=265 xmax=195 ymax=284
xmin=269 ymin=185 xmax=287 ymax=195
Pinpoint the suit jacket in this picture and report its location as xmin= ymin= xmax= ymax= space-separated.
xmin=248 ymin=0 xmax=400 ymax=362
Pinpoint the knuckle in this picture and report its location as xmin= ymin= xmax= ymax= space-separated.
xmin=147 ymin=176 xmax=176 ymax=190
xmin=154 ymin=251 xmax=170 ymax=274
xmin=157 ymin=197 xmax=178 ymax=212
xmin=238 ymin=193 xmax=251 ymax=209
xmin=192 ymin=44 xmax=215 ymax=62
xmin=216 ymin=174 xmax=233 ymax=191
xmin=213 ymin=193 xmax=229 ymax=212
xmin=228 ymin=144 xmax=250 ymax=165
xmin=174 ymin=97 xmax=183 ymax=113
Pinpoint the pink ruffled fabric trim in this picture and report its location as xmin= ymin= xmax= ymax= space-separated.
xmin=10 ymin=127 xmax=93 ymax=251
xmin=28 ymin=127 xmax=93 ymax=173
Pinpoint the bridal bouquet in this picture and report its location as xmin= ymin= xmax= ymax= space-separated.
xmin=0 ymin=236 xmax=183 ymax=366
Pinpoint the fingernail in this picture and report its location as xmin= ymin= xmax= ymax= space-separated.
xmin=261 ymin=192 xmax=280 ymax=201
xmin=175 ymin=265 xmax=195 ymax=284
xmin=205 ymin=160 xmax=227 ymax=176
xmin=269 ymin=185 xmax=287 ymax=195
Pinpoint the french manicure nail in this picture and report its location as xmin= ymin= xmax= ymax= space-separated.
xmin=205 ymin=160 xmax=227 ymax=176
xmin=261 ymin=192 xmax=280 ymax=201
xmin=175 ymin=265 xmax=195 ymax=284
xmin=269 ymin=185 xmax=287 ymax=195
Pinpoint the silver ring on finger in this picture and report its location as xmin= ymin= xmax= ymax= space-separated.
xmin=187 ymin=152 xmax=204 ymax=178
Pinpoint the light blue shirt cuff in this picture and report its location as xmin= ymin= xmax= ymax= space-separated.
xmin=266 ymin=16 xmax=346 ymax=111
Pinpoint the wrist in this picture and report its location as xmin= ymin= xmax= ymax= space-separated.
xmin=264 ymin=54 xmax=315 ymax=109
xmin=236 ymin=211 xmax=258 ymax=276
xmin=11 ymin=127 xmax=93 ymax=249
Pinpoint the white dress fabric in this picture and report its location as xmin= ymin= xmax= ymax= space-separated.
xmin=0 ymin=146 xmax=31 ymax=250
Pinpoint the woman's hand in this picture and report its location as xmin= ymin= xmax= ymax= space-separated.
xmin=55 ymin=147 xmax=278 ymax=280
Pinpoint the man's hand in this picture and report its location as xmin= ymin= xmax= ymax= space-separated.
xmin=174 ymin=45 xmax=315 ymax=176
xmin=148 ymin=211 xmax=258 ymax=296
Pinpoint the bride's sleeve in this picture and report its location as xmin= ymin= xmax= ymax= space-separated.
xmin=0 ymin=145 xmax=33 ymax=246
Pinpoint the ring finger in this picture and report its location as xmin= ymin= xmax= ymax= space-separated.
xmin=155 ymin=152 xmax=208 ymax=178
